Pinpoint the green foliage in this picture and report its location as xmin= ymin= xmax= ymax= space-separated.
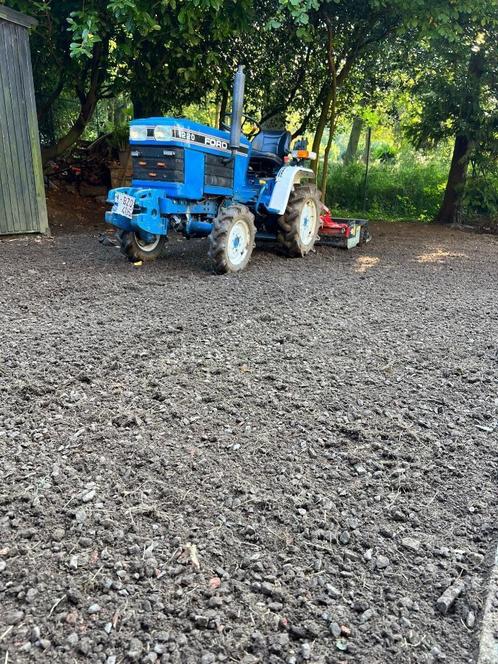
xmin=326 ymin=158 xmax=448 ymax=221
xmin=463 ymin=173 xmax=498 ymax=217
xmin=3 ymin=0 xmax=498 ymax=222
xmin=371 ymin=142 xmax=397 ymax=162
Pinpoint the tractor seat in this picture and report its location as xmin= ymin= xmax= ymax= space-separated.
xmin=250 ymin=129 xmax=291 ymax=172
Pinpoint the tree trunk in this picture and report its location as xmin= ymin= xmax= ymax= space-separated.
xmin=319 ymin=77 xmax=337 ymax=201
xmin=131 ymin=91 xmax=159 ymax=119
xmin=312 ymin=17 xmax=336 ymax=175
xmin=435 ymin=50 xmax=485 ymax=224
xmin=41 ymin=93 xmax=98 ymax=165
xmin=435 ymin=134 xmax=470 ymax=224
xmin=41 ymin=42 xmax=106 ymax=165
xmin=37 ymin=75 xmax=65 ymax=122
xmin=311 ymin=88 xmax=333 ymax=174
xmin=361 ymin=126 xmax=371 ymax=163
xmin=343 ymin=116 xmax=363 ymax=165
xmin=319 ymin=118 xmax=335 ymax=202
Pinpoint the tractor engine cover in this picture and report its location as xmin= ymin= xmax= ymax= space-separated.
xmin=128 ymin=118 xmax=251 ymax=202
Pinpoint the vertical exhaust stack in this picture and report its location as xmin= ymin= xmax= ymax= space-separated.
xmin=230 ymin=65 xmax=246 ymax=153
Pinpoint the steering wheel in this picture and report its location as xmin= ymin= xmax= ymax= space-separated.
xmin=220 ymin=112 xmax=261 ymax=139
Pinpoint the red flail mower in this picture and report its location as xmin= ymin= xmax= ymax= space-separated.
xmin=318 ymin=205 xmax=371 ymax=249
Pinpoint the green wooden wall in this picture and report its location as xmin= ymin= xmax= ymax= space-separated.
xmin=0 ymin=6 xmax=48 ymax=235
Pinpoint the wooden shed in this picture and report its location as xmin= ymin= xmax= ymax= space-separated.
xmin=0 ymin=6 xmax=48 ymax=235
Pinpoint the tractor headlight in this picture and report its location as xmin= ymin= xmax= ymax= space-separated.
xmin=129 ymin=125 xmax=148 ymax=142
xmin=154 ymin=125 xmax=172 ymax=142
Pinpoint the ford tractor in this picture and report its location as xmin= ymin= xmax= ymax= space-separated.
xmin=105 ymin=66 xmax=322 ymax=273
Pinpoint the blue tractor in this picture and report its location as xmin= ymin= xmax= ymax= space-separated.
xmin=105 ymin=67 xmax=321 ymax=273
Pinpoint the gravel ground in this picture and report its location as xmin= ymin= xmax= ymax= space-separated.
xmin=0 ymin=221 xmax=497 ymax=664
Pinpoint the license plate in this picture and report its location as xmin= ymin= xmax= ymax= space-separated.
xmin=112 ymin=192 xmax=135 ymax=219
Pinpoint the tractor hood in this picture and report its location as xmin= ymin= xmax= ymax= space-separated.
xmin=129 ymin=117 xmax=251 ymax=156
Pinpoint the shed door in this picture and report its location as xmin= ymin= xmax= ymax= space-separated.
xmin=0 ymin=19 xmax=48 ymax=234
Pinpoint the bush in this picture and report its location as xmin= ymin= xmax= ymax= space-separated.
xmin=371 ymin=142 xmax=397 ymax=163
xmin=325 ymin=159 xmax=448 ymax=221
xmin=463 ymin=173 xmax=498 ymax=218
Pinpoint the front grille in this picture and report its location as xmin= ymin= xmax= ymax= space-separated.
xmin=204 ymin=154 xmax=233 ymax=188
xmin=132 ymin=146 xmax=184 ymax=183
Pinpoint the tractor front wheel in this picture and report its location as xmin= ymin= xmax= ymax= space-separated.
xmin=208 ymin=205 xmax=256 ymax=274
xmin=119 ymin=231 xmax=166 ymax=262
xmin=277 ymin=184 xmax=321 ymax=257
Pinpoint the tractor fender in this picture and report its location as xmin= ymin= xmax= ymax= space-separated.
xmin=267 ymin=166 xmax=315 ymax=215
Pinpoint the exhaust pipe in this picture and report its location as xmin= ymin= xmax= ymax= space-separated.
xmin=230 ymin=65 xmax=245 ymax=152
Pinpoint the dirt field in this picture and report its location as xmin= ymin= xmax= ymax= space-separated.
xmin=0 ymin=219 xmax=497 ymax=664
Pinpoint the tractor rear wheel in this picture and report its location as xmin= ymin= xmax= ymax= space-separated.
xmin=208 ymin=205 xmax=256 ymax=274
xmin=277 ymin=184 xmax=321 ymax=257
xmin=118 ymin=231 xmax=166 ymax=262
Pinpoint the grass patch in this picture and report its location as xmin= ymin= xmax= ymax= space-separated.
xmin=325 ymin=159 xmax=449 ymax=221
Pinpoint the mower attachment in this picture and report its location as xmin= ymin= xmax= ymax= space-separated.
xmin=318 ymin=205 xmax=371 ymax=249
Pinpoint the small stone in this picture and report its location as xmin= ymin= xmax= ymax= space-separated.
xmin=39 ymin=639 xmax=51 ymax=650
xmin=201 ymin=655 xmax=216 ymax=664
xmin=6 ymin=610 xmax=24 ymax=625
xmin=339 ymin=530 xmax=350 ymax=545
xmin=399 ymin=596 xmax=414 ymax=609
xmin=209 ymin=577 xmax=221 ymax=589
xmin=268 ymin=602 xmax=283 ymax=612
xmin=78 ymin=638 xmax=92 ymax=656
xmin=75 ymin=509 xmax=87 ymax=524
xmin=127 ymin=638 xmax=143 ymax=660
xmin=143 ymin=655 xmax=158 ymax=663
xmin=104 ymin=623 xmax=113 ymax=634
xmin=31 ymin=626 xmax=41 ymax=642
xmin=106 ymin=657 xmax=117 ymax=664
xmin=87 ymin=603 xmax=101 ymax=614
xmin=336 ymin=638 xmax=348 ymax=651
xmin=241 ymin=656 xmax=258 ymax=664
xmin=466 ymin=610 xmax=476 ymax=628
xmin=376 ymin=555 xmax=390 ymax=569
xmin=261 ymin=581 xmax=274 ymax=596
xmin=26 ymin=588 xmax=37 ymax=602
xmin=430 ymin=646 xmax=446 ymax=660
xmin=81 ymin=489 xmax=96 ymax=503
xmin=355 ymin=464 xmax=366 ymax=475
xmin=326 ymin=584 xmax=341 ymax=599
xmin=436 ymin=580 xmax=465 ymax=615
xmin=467 ymin=551 xmax=484 ymax=566
xmin=301 ymin=642 xmax=311 ymax=660
xmin=380 ymin=527 xmax=394 ymax=539
xmin=194 ymin=615 xmax=210 ymax=629
xmin=52 ymin=527 xmax=65 ymax=542
xmin=360 ymin=608 xmax=374 ymax=623
xmin=401 ymin=537 xmax=421 ymax=553
xmin=329 ymin=622 xmax=341 ymax=637
xmin=67 ymin=633 xmax=79 ymax=647
xmin=0 ymin=560 xmax=6 ymax=572
xmin=69 ymin=555 xmax=78 ymax=570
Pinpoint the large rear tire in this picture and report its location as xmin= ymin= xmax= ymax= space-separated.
xmin=208 ymin=205 xmax=256 ymax=274
xmin=277 ymin=184 xmax=321 ymax=257
xmin=118 ymin=231 xmax=166 ymax=262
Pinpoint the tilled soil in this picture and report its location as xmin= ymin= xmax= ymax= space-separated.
xmin=0 ymin=222 xmax=497 ymax=664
